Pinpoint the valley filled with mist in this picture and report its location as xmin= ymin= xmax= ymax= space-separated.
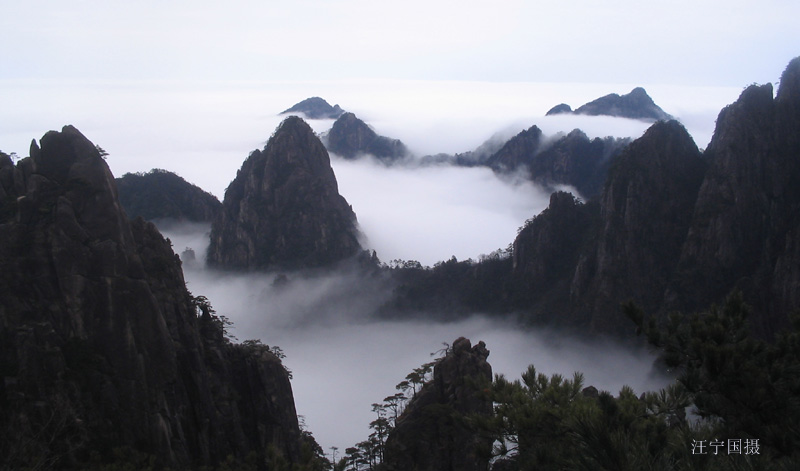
xmin=160 ymin=216 xmax=667 ymax=453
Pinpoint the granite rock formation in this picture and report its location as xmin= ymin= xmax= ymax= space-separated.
xmin=116 ymin=168 xmax=221 ymax=222
xmin=280 ymin=96 xmax=345 ymax=119
xmin=669 ymin=57 xmax=800 ymax=335
xmin=568 ymin=120 xmax=706 ymax=333
xmin=0 ymin=126 xmax=305 ymax=468
xmin=207 ymin=116 xmax=362 ymax=271
xmin=383 ymin=337 xmax=493 ymax=471
xmin=324 ymin=112 xmax=409 ymax=162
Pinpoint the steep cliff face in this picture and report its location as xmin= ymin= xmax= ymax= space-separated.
xmin=671 ymin=57 xmax=800 ymax=336
xmin=0 ymin=126 xmax=304 ymax=468
xmin=116 ymin=168 xmax=221 ymax=222
xmin=207 ymin=116 xmax=362 ymax=271
xmin=508 ymin=122 xmax=706 ymax=333
xmin=511 ymin=192 xmax=599 ymax=324
xmin=573 ymin=120 xmax=706 ymax=333
xmin=383 ymin=337 xmax=493 ymax=471
xmin=325 ymin=112 xmax=409 ymax=162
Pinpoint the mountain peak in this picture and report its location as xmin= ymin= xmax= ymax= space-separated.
xmin=325 ymin=111 xmax=409 ymax=162
xmin=548 ymin=87 xmax=673 ymax=122
xmin=208 ymin=116 xmax=362 ymax=270
xmin=777 ymin=56 xmax=800 ymax=104
xmin=280 ymin=97 xmax=345 ymax=119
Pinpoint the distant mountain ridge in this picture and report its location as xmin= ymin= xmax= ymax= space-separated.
xmin=546 ymin=87 xmax=673 ymax=121
xmin=325 ymin=112 xmax=410 ymax=162
xmin=485 ymin=125 xmax=630 ymax=199
xmin=280 ymin=96 xmax=345 ymax=119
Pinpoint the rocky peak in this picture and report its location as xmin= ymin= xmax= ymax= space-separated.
xmin=575 ymin=120 xmax=704 ymax=333
xmin=672 ymin=57 xmax=800 ymax=335
xmin=1 ymin=126 xmax=306 ymax=468
xmin=776 ymin=56 xmax=800 ymax=105
xmin=207 ymin=116 xmax=362 ymax=270
xmin=325 ymin=112 xmax=409 ymax=162
xmin=280 ymin=96 xmax=345 ymax=119
xmin=487 ymin=125 xmax=627 ymax=199
xmin=382 ymin=337 xmax=493 ymax=471
xmin=550 ymin=87 xmax=673 ymax=122
xmin=545 ymin=103 xmax=573 ymax=116
xmin=486 ymin=125 xmax=543 ymax=171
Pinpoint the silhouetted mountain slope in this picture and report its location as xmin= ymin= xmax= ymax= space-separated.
xmin=486 ymin=126 xmax=628 ymax=199
xmin=324 ymin=112 xmax=409 ymax=162
xmin=486 ymin=125 xmax=543 ymax=171
xmin=547 ymin=87 xmax=673 ymax=121
xmin=116 ymin=168 xmax=221 ymax=222
xmin=0 ymin=126 xmax=307 ymax=468
xmin=280 ymin=96 xmax=345 ymax=119
xmin=569 ymin=120 xmax=706 ymax=334
xmin=207 ymin=116 xmax=362 ymax=271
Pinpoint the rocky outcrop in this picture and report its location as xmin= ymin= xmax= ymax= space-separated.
xmin=324 ymin=112 xmax=409 ymax=162
xmin=280 ymin=96 xmax=345 ymax=119
xmin=548 ymin=87 xmax=673 ymax=122
xmin=207 ymin=116 xmax=362 ymax=271
xmin=116 ymin=168 xmax=221 ymax=222
xmin=383 ymin=337 xmax=493 ymax=471
xmin=571 ymin=120 xmax=706 ymax=333
xmin=669 ymin=57 xmax=800 ymax=336
xmin=0 ymin=126 xmax=305 ymax=468
xmin=512 ymin=192 xmax=599 ymax=324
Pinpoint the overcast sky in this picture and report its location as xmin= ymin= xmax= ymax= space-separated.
xmin=2 ymin=0 xmax=798 ymax=85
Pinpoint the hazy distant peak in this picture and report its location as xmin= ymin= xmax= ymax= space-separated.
xmin=280 ymin=96 xmax=345 ymax=119
xmin=545 ymin=103 xmax=573 ymax=116
xmin=325 ymin=111 xmax=409 ymax=162
xmin=547 ymin=87 xmax=673 ymax=122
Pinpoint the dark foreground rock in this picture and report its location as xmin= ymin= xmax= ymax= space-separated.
xmin=383 ymin=337 xmax=493 ymax=471
xmin=0 ymin=126 xmax=307 ymax=469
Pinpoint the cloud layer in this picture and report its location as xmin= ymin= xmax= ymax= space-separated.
xmin=162 ymin=224 xmax=668 ymax=454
